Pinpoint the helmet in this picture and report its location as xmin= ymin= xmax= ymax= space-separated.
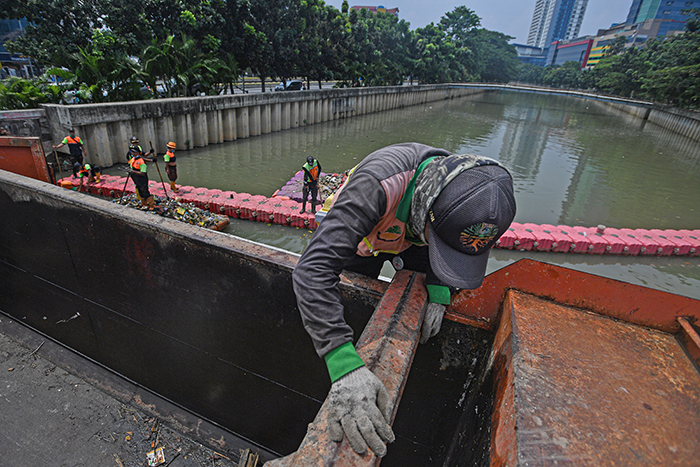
xmin=84 ymin=163 xmax=91 ymax=170
xmin=167 ymin=141 xmax=176 ymax=149
xmin=130 ymin=136 xmax=139 ymax=144
xmin=306 ymin=156 xmax=314 ymax=164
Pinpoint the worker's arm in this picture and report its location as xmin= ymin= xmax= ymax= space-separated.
xmin=292 ymin=169 xmax=386 ymax=372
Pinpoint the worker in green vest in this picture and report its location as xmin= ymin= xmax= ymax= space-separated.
xmin=301 ymin=155 xmax=322 ymax=214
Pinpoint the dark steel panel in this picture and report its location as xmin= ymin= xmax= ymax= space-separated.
xmin=448 ymin=258 xmax=700 ymax=333
xmin=0 ymin=170 xmax=386 ymax=458
xmin=492 ymin=290 xmax=700 ymax=466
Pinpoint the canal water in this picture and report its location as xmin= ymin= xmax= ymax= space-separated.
xmin=105 ymin=90 xmax=700 ymax=299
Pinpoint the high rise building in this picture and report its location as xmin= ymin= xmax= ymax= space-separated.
xmin=626 ymin=0 xmax=700 ymax=37
xmin=527 ymin=0 xmax=589 ymax=49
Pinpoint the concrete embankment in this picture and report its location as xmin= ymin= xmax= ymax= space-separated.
xmin=2 ymin=82 xmax=698 ymax=169
xmin=40 ymin=85 xmax=479 ymax=168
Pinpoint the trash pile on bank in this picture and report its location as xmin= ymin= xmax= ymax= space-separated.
xmin=114 ymin=194 xmax=230 ymax=231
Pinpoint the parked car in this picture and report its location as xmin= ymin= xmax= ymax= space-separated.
xmin=275 ymin=80 xmax=304 ymax=91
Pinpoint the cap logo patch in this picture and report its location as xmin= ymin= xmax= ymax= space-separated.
xmin=460 ymin=223 xmax=498 ymax=253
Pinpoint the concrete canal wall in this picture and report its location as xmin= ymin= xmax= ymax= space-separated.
xmin=39 ymin=85 xmax=478 ymax=168
xmin=2 ymin=83 xmax=698 ymax=168
xmin=456 ymin=83 xmax=700 ymax=144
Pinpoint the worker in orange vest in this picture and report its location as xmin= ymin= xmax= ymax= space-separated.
xmin=54 ymin=128 xmax=88 ymax=176
xmin=163 ymin=141 xmax=179 ymax=193
xmin=128 ymin=146 xmax=155 ymax=209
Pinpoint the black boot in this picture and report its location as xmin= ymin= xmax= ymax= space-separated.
xmin=311 ymin=199 xmax=316 ymax=214
xmin=300 ymin=201 xmax=306 ymax=214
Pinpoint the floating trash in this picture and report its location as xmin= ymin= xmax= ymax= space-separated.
xmin=113 ymin=194 xmax=230 ymax=231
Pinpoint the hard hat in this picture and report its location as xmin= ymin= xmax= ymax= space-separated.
xmin=84 ymin=163 xmax=91 ymax=170
xmin=167 ymin=141 xmax=176 ymax=149
xmin=130 ymin=136 xmax=139 ymax=144
xmin=306 ymin=156 xmax=314 ymax=164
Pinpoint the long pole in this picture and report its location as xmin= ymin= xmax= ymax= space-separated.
xmin=118 ymin=169 xmax=131 ymax=204
xmin=149 ymin=141 xmax=170 ymax=200
xmin=52 ymin=146 xmax=65 ymax=184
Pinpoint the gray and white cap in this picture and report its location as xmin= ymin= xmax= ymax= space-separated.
xmin=409 ymin=154 xmax=516 ymax=290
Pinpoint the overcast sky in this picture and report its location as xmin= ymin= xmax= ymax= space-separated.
xmin=323 ymin=0 xmax=633 ymax=44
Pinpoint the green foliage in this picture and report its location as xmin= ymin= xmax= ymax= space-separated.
xmin=515 ymin=8 xmax=700 ymax=109
xmin=0 ymin=75 xmax=67 ymax=110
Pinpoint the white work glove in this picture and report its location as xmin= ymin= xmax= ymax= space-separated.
xmin=327 ymin=366 xmax=395 ymax=457
xmin=420 ymin=302 xmax=446 ymax=344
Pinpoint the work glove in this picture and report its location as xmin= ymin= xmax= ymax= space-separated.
xmin=327 ymin=366 xmax=395 ymax=457
xmin=420 ymin=302 xmax=446 ymax=344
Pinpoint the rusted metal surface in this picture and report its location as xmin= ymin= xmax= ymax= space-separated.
xmin=447 ymin=258 xmax=700 ymax=333
xmin=0 ymin=136 xmax=52 ymax=183
xmin=491 ymin=290 xmax=700 ymax=466
xmin=678 ymin=317 xmax=700 ymax=370
xmin=264 ymin=270 xmax=428 ymax=467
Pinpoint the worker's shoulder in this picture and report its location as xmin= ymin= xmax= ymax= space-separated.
xmin=355 ymin=143 xmax=448 ymax=180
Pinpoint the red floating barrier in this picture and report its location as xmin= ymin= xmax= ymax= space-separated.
xmin=269 ymin=199 xmax=296 ymax=225
xmin=208 ymin=193 xmax=228 ymax=214
xmin=239 ymin=194 xmax=267 ymax=220
xmin=673 ymin=230 xmax=700 ymax=257
xmin=559 ymin=226 xmax=592 ymax=254
xmin=509 ymin=223 xmax=537 ymax=251
xmin=521 ymin=223 xmax=555 ymax=252
xmin=649 ymin=229 xmax=693 ymax=256
xmin=256 ymin=198 xmax=276 ymax=223
xmin=539 ymin=224 xmax=574 ymax=253
xmin=290 ymin=211 xmax=316 ymax=229
xmin=617 ymin=228 xmax=659 ymax=256
xmin=577 ymin=227 xmax=611 ymax=254
xmin=603 ymin=227 xmax=643 ymax=256
xmin=100 ymin=180 xmax=118 ymax=197
xmin=496 ymin=228 xmax=517 ymax=249
xmin=634 ymin=228 xmax=675 ymax=256
xmin=221 ymin=193 xmax=245 ymax=218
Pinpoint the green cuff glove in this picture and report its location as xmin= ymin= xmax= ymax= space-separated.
xmin=324 ymin=341 xmax=365 ymax=383
xmin=426 ymin=284 xmax=451 ymax=305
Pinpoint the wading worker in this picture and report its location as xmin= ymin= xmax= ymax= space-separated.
xmin=300 ymin=155 xmax=321 ymax=214
xmin=291 ymin=142 xmax=516 ymax=458
xmin=164 ymin=141 xmax=179 ymax=193
xmin=128 ymin=146 xmax=155 ymax=209
xmin=54 ymin=128 xmax=87 ymax=176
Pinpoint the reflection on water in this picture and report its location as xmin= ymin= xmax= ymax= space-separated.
xmin=107 ymin=91 xmax=700 ymax=299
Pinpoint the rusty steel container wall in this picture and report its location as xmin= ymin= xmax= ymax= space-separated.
xmin=447 ymin=258 xmax=700 ymax=334
xmin=265 ymin=270 xmax=428 ymax=467
xmin=491 ymin=290 xmax=700 ymax=466
xmin=0 ymin=169 xmax=387 ymax=460
xmin=0 ymin=136 xmax=53 ymax=183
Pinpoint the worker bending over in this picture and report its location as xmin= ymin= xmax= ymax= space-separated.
xmin=292 ymin=143 xmax=516 ymax=458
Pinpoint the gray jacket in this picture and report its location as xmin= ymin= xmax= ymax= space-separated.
xmin=292 ymin=143 xmax=451 ymax=359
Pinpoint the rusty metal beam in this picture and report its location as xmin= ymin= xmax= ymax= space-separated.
xmin=678 ymin=317 xmax=700 ymax=370
xmin=447 ymin=258 xmax=700 ymax=333
xmin=264 ymin=270 xmax=428 ymax=467
xmin=491 ymin=289 xmax=700 ymax=466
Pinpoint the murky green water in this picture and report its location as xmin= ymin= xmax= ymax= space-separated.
xmin=105 ymin=90 xmax=700 ymax=299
